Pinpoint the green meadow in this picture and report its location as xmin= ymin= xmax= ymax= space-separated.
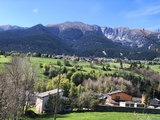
xmin=0 ymin=55 xmax=11 ymax=68
xmin=0 ymin=55 xmax=160 ymax=82
xmin=22 ymin=112 xmax=160 ymax=120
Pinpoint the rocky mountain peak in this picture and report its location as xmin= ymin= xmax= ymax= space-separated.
xmin=101 ymin=27 xmax=155 ymax=48
xmin=0 ymin=24 xmax=24 ymax=31
xmin=46 ymin=21 xmax=101 ymax=33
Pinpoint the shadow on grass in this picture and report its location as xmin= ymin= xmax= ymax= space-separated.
xmin=36 ymin=113 xmax=69 ymax=119
xmin=25 ymin=110 xmax=69 ymax=119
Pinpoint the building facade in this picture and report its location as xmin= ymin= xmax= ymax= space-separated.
xmin=36 ymin=89 xmax=63 ymax=113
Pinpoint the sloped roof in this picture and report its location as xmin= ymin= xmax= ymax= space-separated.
xmin=99 ymin=90 xmax=124 ymax=100
xmin=106 ymin=94 xmax=118 ymax=104
xmin=38 ymin=89 xmax=63 ymax=98
xmin=99 ymin=94 xmax=108 ymax=100
xmin=154 ymin=98 xmax=160 ymax=102
xmin=99 ymin=94 xmax=118 ymax=104
xmin=107 ymin=90 xmax=124 ymax=95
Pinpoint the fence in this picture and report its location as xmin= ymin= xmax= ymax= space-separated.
xmin=95 ymin=105 xmax=160 ymax=114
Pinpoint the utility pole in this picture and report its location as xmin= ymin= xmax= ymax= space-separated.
xmin=153 ymin=90 xmax=155 ymax=99
xmin=54 ymin=65 xmax=61 ymax=120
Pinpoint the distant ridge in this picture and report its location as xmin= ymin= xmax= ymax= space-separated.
xmin=0 ymin=21 xmax=159 ymax=60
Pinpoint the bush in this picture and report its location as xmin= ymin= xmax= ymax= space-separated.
xmin=39 ymin=63 xmax=43 ymax=68
xmin=71 ymin=72 xmax=84 ymax=86
xmin=49 ymin=69 xmax=58 ymax=78
xmin=25 ymin=110 xmax=38 ymax=118
xmin=66 ymin=71 xmax=74 ymax=80
xmin=57 ymin=60 xmax=62 ymax=66
xmin=64 ymin=59 xmax=72 ymax=66
xmin=43 ymin=63 xmax=50 ymax=76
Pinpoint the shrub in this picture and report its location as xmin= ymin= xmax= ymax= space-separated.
xmin=64 ymin=59 xmax=72 ymax=66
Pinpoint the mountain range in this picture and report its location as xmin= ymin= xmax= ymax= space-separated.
xmin=0 ymin=21 xmax=160 ymax=60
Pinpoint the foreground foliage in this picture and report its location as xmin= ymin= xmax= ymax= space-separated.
xmin=0 ymin=56 xmax=37 ymax=119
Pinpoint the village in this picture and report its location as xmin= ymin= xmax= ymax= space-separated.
xmin=1 ymin=0 xmax=160 ymax=119
xmin=35 ymin=88 xmax=160 ymax=114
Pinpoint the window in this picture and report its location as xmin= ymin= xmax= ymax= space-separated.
xmin=126 ymin=103 xmax=129 ymax=107
xmin=115 ymin=96 xmax=120 ymax=102
xmin=130 ymin=103 xmax=134 ymax=107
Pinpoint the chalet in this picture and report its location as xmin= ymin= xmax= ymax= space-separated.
xmin=107 ymin=90 xmax=132 ymax=102
xmin=101 ymin=90 xmax=132 ymax=106
xmin=36 ymin=89 xmax=63 ymax=113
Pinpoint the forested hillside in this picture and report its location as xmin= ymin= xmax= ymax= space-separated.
xmin=0 ymin=22 xmax=160 ymax=60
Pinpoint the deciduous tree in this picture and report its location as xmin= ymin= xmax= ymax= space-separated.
xmin=1 ymin=56 xmax=37 ymax=120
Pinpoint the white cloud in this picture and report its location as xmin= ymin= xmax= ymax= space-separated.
xmin=126 ymin=5 xmax=160 ymax=18
xmin=33 ymin=8 xmax=39 ymax=13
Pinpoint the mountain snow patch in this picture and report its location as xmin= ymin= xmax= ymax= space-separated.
xmin=148 ymin=44 xmax=153 ymax=49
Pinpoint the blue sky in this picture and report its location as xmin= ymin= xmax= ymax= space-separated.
xmin=0 ymin=0 xmax=160 ymax=30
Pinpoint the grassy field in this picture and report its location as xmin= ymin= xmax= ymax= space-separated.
xmin=150 ymin=65 xmax=160 ymax=74
xmin=0 ymin=56 xmax=160 ymax=82
xmin=0 ymin=55 xmax=11 ymax=68
xmin=23 ymin=112 xmax=160 ymax=120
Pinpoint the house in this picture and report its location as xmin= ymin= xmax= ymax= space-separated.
xmin=107 ymin=90 xmax=132 ymax=102
xmin=100 ymin=90 xmax=146 ymax=108
xmin=36 ymin=89 xmax=63 ymax=113
xmin=101 ymin=90 xmax=132 ymax=106
xmin=54 ymin=55 xmax=64 ymax=59
xmin=150 ymin=98 xmax=160 ymax=107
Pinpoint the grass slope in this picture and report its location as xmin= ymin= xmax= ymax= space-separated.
xmin=0 ymin=55 xmax=11 ymax=69
xmin=0 ymin=56 xmax=159 ymax=82
xmin=23 ymin=112 xmax=160 ymax=120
